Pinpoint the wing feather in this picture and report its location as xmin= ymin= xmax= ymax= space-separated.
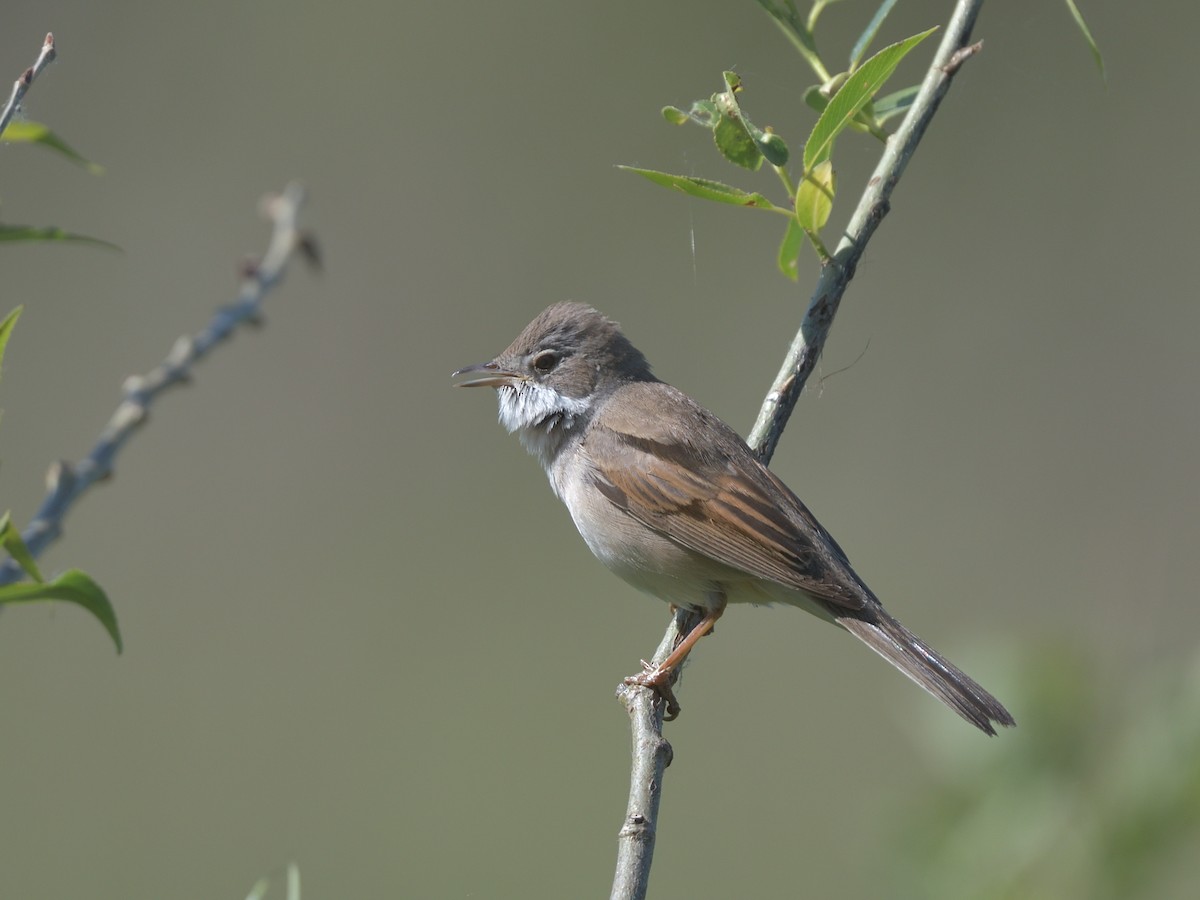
xmin=582 ymin=386 xmax=870 ymax=612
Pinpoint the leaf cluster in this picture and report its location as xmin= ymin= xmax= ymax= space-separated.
xmin=622 ymin=0 xmax=1102 ymax=281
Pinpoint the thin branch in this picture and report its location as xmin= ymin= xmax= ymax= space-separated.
xmin=611 ymin=2 xmax=985 ymax=897
xmin=610 ymin=611 xmax=690 ymax=900
xmin=0 ymin=33 xmax=56 ymax=139
xmin=0 ymin=183 xmax=311 ymax=587
xmin=748 ymin=3 xmax=983 ymax=462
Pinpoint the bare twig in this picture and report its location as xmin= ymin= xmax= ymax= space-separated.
xmin=0 ymin=33 xmax=56 ymax=139
xmin=0 ymin=183 xmax=310 ymax=587
xmin=612 ymin=2 xmax=986 ymax=897
xmin=610 ymin=611 xmax=691 ymax=900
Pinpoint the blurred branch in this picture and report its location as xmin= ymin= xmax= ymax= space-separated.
xmin=0 ymin=33 xmax=56 ymax=139
xmin=0 ymin=183 xmax=313 ymax=587
xmin=612 ymin=2 xmax=985 ymax=897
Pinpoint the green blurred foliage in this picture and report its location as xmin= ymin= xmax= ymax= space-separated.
xmin=888 ymin=644 xmax=1200 ymax=899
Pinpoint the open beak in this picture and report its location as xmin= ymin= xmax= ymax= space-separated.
xmin=452 ymin=361 xmax=525 ymax=388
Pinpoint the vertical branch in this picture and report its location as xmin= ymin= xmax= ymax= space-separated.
xmin=611 ymin=3 xmax=986 ymax=898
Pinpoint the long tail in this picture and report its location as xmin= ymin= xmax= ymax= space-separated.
xmin=837 ymin=610 xmax=1015 ymax=736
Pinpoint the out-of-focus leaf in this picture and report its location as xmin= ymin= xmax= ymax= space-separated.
xmin=618 ymin=167 xmax=780 ymax=210
xmin=803 ymin=27 xmax=936 ymax=171
xmin=245 ymin=862 xmax=301 ymax=900
xmin=0 ymin=120 xmax=104 ymax=174
xmin=0 ymin=512 xmax=43 ymax=583
xmin=0 ymin=569 xmax=122 ymax=653
xmin=777 ymin=218 xmax=804 ymax=281
xmin=1063 ymin=0 xmax=1105 ymax=80
xmin=804 ymin=85 xmax=829 ymax=115
xmin=755 ymin=0 xmax=828 ymax=81
xmin=0 ymin=305 xmax=21 ymax=378
xmin=873 ymin=85 xmax=920 ymax=124
xmin=662 ymin=106 xmax=690 ymax=125
xmin=795 ymin=159 xmax=836 ymax=234
xmin=663 ymin=99 xmax=719 ymax=129
xmin=0 ymin=225 xmax=119 ymax=249
xmin=850 ymin=0 xmax=901 ymax=69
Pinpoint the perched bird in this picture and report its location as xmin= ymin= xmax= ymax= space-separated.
xmin=455 ymin=302 xmax=1014 ymax=734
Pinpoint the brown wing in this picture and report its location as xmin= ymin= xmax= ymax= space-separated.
xmin=583 ymin=383 xmax=871 ymax=612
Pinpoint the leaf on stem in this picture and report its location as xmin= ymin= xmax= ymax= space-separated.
xmin=777 ymin=217 xmax=804 ymax=281
xmin=618 ymin=167 xmax=781 ymax=210
xmin=0 ymin=512 xmax=44 ymax=583
xmin=803 ymin=27 xmax=936 ymax=172
xmin=664 ymin=76 xmax=789 ymax=169
xmin=795 ymin=159 xmax=835 ymax=235
xmin=0 ymin=569 xmax=123 ymax=653
xmin=873 ymin=85 xmax=920 ymax=124
xmin=713 ymin=72 xmax=790 ymax=169
xmin=849 ymin=0 xmax=901 ymax=70
xmin=0 ymin=121 xmax=104 ymax=174
xmin=0 ymin=305 xmax=21 ymax=377
xmin=755 ymin=0 xmax=829 ymax=81
xmin=1063 ymin=0 xmax=1105 ymax=80
xmin=0 ymin=225 xmax=119 ymax=249
xmin=662 ymin=106 xmax=691 ymax=125
xmin=713 ymin=100 xmax=764 ymax=170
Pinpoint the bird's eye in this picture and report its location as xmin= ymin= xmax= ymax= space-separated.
xmin=532 ymin=350 xmax=560 ymax=373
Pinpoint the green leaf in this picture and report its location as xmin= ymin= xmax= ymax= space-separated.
xmin=804 ymin=85 xmax=885 ymax=138
xmin=0 ymin=120 xmax=104 ymax=174
xmin=245 ymin=862 xmax=301 ymax=900
xmin=663 ymin=99 xmax=719 ymax=130
xmin=618 ymin=167 xmax=780 ymax=210
xmin=0 ymin=569 xmax=122 ymax=653
xmin=1063 ymin=0 xmax=1105 ymax=80
xmin=803 ymin=27 xmax=937 ymax=172
xmin=795 ymin=159 xmax=836 ymax=235
xmin=0 ymin=225 xmax=119 ymax=249
xmin=777 ymin=218 xmax=804 ymax=281
xmin=755 ymin=0 xmax=830 ymax=82
xmin=758 ymin=132 xmax=789 ymax=166
xmin=873 ymin=85 xmax=920 ymax=124
xmin=804 ymin=85 xmax=829 ymax=115
xmin=713 ymin=105 xmax=763 ymax=170
xmin=0 ymin=512 xmax=44 ymax=583
xmin=713 ymin=72 xmax=788 ymax=168
xmin=0 ymin=305 xmax=21 ymax=378
xmin=849 ymin=0 xmax=900 ymax=69
xmin=662 ymin=106 xmax=690 ymax=125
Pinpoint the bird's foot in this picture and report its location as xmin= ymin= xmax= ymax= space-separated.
xmin=623 ymin=661 xmax=682 ymax=720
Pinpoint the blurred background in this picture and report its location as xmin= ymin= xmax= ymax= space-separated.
xmin=1 ymin=1 xmax=1196 ymax=897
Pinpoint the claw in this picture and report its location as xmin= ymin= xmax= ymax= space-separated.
xmin=623 ymin=667 xmax=682 ymax=720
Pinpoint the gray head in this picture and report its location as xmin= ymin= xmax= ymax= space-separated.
xmin=454 ymin=302 xmax=657 ymax=465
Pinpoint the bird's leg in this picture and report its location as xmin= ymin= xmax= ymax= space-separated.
xmin=624 ymin=595 xmax=727 ymax=720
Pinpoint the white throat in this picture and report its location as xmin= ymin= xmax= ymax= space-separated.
xmin=496 ymin=382 xmax=591 ymax=474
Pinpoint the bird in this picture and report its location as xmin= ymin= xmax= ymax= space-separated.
xmin=454 ymin=302 xmax=1015 ymax=734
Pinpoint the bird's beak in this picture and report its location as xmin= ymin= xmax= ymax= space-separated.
xmin=452 ymin=361 xmax=525 ymax=388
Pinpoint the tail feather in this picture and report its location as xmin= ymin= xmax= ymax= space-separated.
xmin=838 ymin=611 xmax=1015 ymax=736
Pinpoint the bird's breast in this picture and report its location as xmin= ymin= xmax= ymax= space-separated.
xmin=550 ymin=453 xmax=751 ymax=612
